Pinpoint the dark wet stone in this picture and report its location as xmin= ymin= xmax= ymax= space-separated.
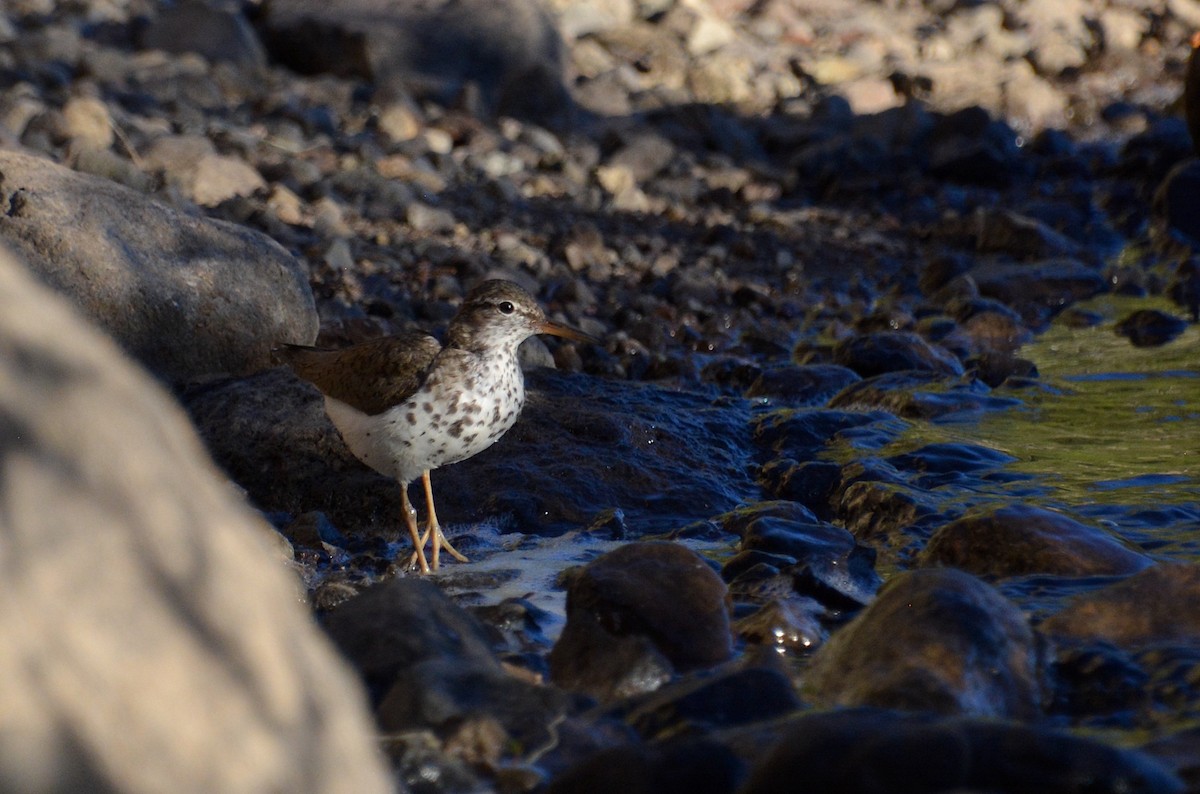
xmin=545 ymin=739 xmax=744 ymax=794
xmin=376 ymin=657 xmax=569 ymax=752
xmin=741 ymin=709 xmax=1184 ymax=794
xmin=837 ymin=479 xmax=940 ymax=562
xmin=1167 ymin=259 xmax=1200 ymax=321
xmin=751 ymin=408 xmax=898 ymax=458
xmin=280 ymin=510 xmax=349 ymax=550
xmin=920 ymin=252 xmax=974 ymax=295
xmin=1050 ymin=642 xmax=1150 ymax=721
xmin=887 ymin=441 xmax=1018 ymax=480
xmin=967 ymin=258 xmax=1107 ymax=327
xmin=721 ymin=548 xmax=800 ymax=582
xmin=965 ymin=350 xmax=1039 ymax=387
xmin=187 ymin=367 xmax=759 ymax=538
xmin=927 ymin=108 xmax=1022 ymax=187
xmin=719 ymin=503 xmax=882 ymax=611
xmin=832 ymin=331 xmax=963 ymax=378
xmin=756 ymin=459 xmax=842 ymax=520
xmin=1115 ymin=309 xmax=1189 ymax=347
xmin=744 ymin=364 xmax=861 ymax=407
xmin=828 ymin=370 xmax=1019 ymax=420
xmin=1144 ymin=727 xmax=1200 ymax=791
xmin=1060 ymin=306 xmax=1107 ymax=327
xmin=731 ymin=507 xmax=854 ymax=559
xmin=549 ymin=542 xmax=732 ymax=701
xmin=1041 ymin=564 xmax=1200 ymax=647
xmin=919 ymin=504 xmax=1154 ymax=579
xmin=620 ymin=667 xmax=802 ymax=740
xmin=961 ymin=309 xmax=1034 ymax=355
xmin=322 ymin=577 xmax=500 ymax=702
xmin=734 ymin=597 xmax=827 ymax=652
xmin=974 ymin=208 xmax=1086 ymax=260
xmin=805 ymin=568 xmax=1048 ymax=719
xmin=1154 ymin=159 xmax=1200 ymax=245
xmin=699 ymin=356 xmax=765 ymax=391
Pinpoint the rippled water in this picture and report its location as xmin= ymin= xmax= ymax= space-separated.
xmin=980 ymin=297 xmax=1200 ymax=560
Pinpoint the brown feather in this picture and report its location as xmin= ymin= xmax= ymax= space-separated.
xmin=276 ymin=332 xmax=441 ymax=415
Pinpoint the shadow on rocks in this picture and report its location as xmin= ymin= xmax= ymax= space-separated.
xmin=739 ymin=709 xmax=1184 ymax=794
xmin=323 ymin=577 xmax=573 ymax=780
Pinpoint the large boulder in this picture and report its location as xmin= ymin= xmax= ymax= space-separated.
xmin=0 ymin=245 xmax=390 ymax=793
xmin=259 ymin=0 xmax=570 ymax=122
xmin=804 ymin=568 xmax=1048 ymax=720
xmin=0 ymin=149 xmax=317 ymax=383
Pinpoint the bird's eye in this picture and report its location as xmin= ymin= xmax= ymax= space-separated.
xmin=498 ymin=301 xmax=515 ymax=315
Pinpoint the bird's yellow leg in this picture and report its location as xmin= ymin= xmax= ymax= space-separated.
xmin=401 ymin=482 xmax=431 ymax=574
xmin=423 ymin=470 xmax=469 ymax=567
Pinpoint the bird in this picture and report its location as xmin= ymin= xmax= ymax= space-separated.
xmin=277 ymin=280 xmax=596 ymax=573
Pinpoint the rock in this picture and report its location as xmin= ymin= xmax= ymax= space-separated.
xmin=143 ymin=134 xmax=268 ymax=206
xmin=1153 ymin=159 xmax=1200 ymax=245
xmin=1187 ymin=34 xmax=1200 ymax=156
xmin=919 ymin=504 xmax=1154 ymax=579
xmin=546 ymin=739 xmax=744 ymax=794
xmin=804 ymin=568 xmax=1048 ymax=719
xmin=744 ymin=364 xmax=860 ymax=407
xmin=752 ymin=408 xmax=899 ymax=459
xmin=186 ymin=366 xmax=759 ymax=537
xmin=974 ymin=208 xmax=1086 ymax=261
xmin=1168 ymin=259 xmax=1200 ymax=321
xmin=621 ymin=666 xmax=803 ymax=740
xmin=832 ymin=331 xmax=964 ymax=378
xmin=321 ymin=577 xmax=501 ymax=701
xmin=927 ymin=106 xmax=1022 ymax=186
xmin=605 ymin=131 xmax=677 ymax=182
xmin=377 ymin=657 xmax=570 ymax=753
xmin=733 ymin=597 xmax=826 ymax=652
xmin=0 ymin=149 xmax=316 ymax=383
xmin=260 ymin=0 xmax=570 ymax=122
xmin=756 ymin=458 xmax=842 ymax=520
xmin=140 ymin=0 xmax=267 ymax=67
xmin=549 ymin=541 xmax=732 ymax=701
xmin=741 ymin=710 xmax=1184 ymax=794
xmin=719 ymin=503 xmax=880 ymax=610
xmin=828 ymin=370 xmax=1019 ymax=421
xmin=61 ymin=95 xmax=113 ymax=151
xmin=835 ymin=478 xmax=941 ymax=564
xmin=966 ymin=258 xmax=1107 ymax=327
xmin=1041 ymin=564 xmax=1200 ymax=647
xmin=1115 ymin=309 xmax=1189 ymax=347
xmin=0 ymin=244 xmax=390 ymax=793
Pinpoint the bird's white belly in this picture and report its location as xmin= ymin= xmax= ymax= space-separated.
xmin=322 ymin=359 xmax=525 ymax=485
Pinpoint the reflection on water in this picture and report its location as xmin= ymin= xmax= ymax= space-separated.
xmin=884 ymin=296 xmax=1200 ymax=564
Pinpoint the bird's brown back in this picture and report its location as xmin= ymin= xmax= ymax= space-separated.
xmin=276 ymin=332 xmax=442 ymax=415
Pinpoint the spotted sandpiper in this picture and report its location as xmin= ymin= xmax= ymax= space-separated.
xmin=277 ymin=280 xmax=595 ymax=573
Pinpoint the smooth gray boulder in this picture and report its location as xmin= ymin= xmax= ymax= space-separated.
xmin=0 ymin=149 xmax=316 ymax=383
xmin=0 ymin=244 xmax=391 ymax=794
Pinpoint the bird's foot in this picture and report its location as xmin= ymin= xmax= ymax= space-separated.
xmin=408 ymin=524 xmax=469 ymax=571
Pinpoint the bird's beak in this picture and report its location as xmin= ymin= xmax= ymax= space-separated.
xmin=538 ymin=319 xmax=599 ymax=345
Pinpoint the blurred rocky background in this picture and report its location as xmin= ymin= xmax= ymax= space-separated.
xmin=4 ymin=0 xmax=1200 ymax=792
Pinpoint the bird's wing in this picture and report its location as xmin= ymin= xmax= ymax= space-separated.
xmin=276 ymin=332 xmax=442 ymax=415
